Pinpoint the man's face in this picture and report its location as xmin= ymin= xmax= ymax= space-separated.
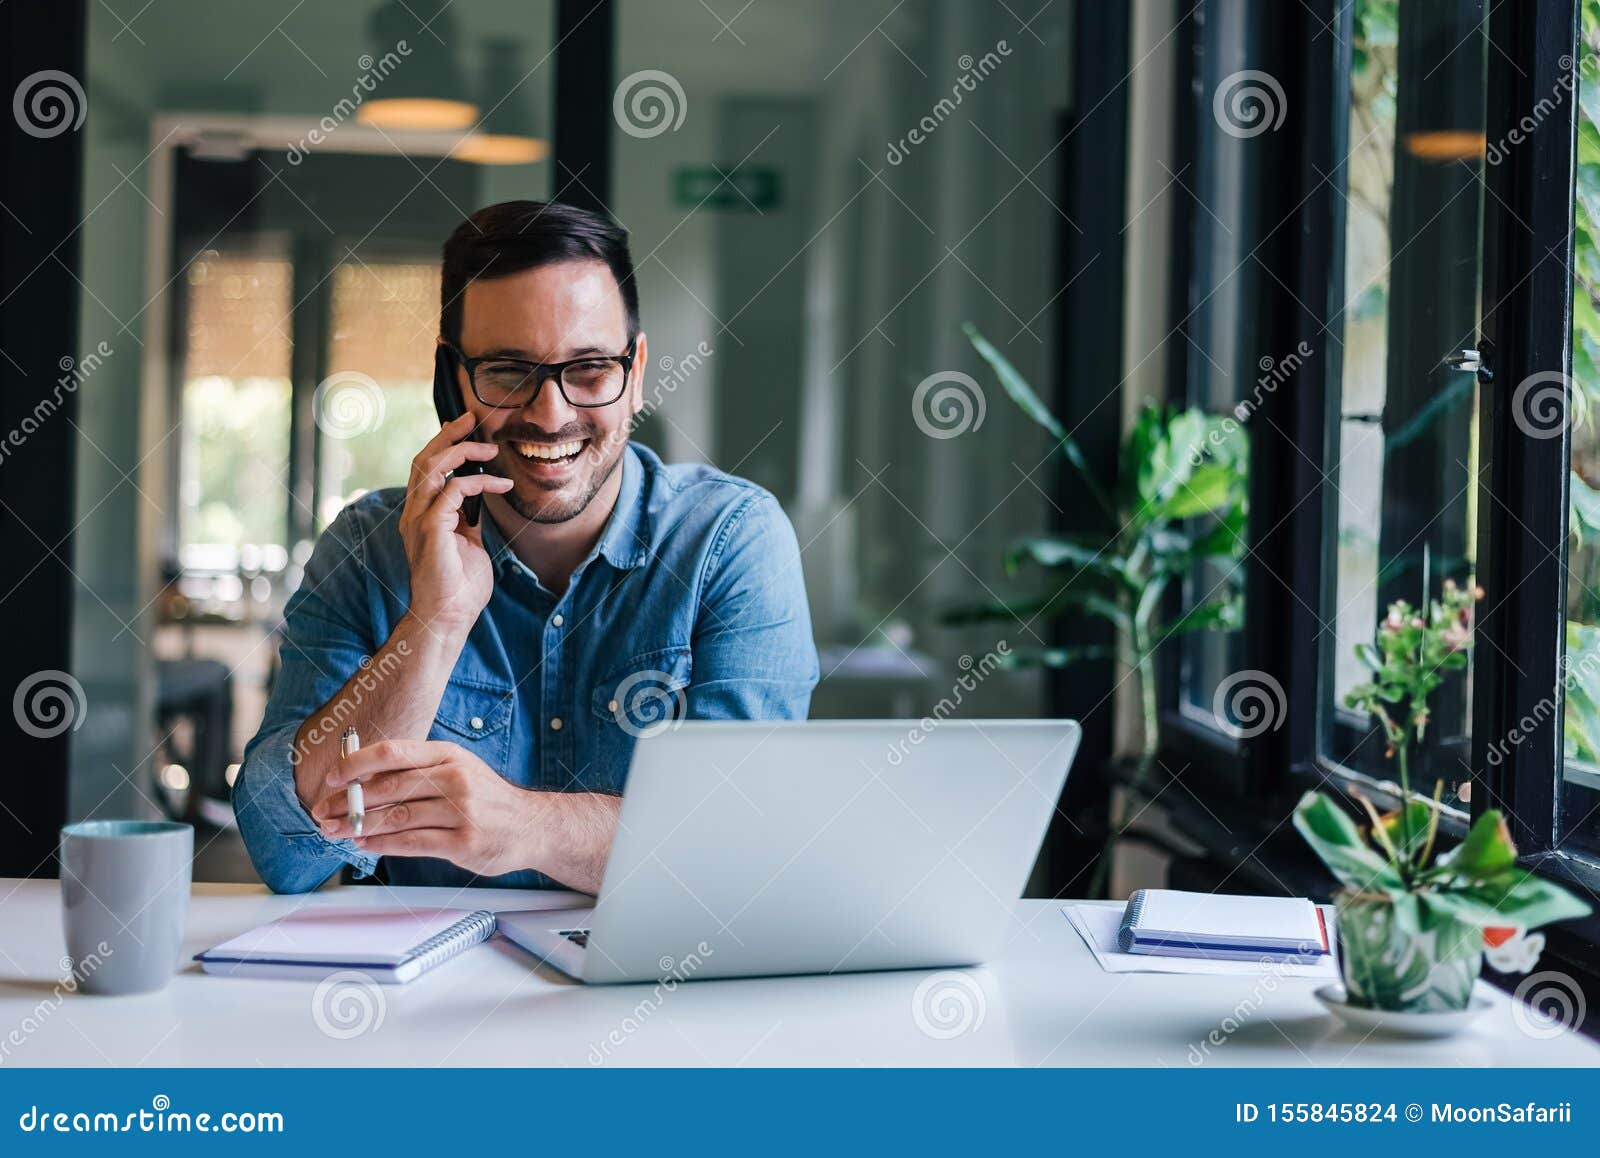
xmin=454 ymin=259 xmax=643 ymax=523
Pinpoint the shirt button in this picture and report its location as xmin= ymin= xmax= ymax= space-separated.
xmin=550 ymin=717 xmax=563 ymax=731
xmin=470 ymin=716 xmax=484 ymax=731
xmin=607 ymin=699 xmax=618 ymax=712
xmin=551 ymin=614 xmax=564 ymax=627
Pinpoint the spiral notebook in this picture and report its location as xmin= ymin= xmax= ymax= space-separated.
xmin=1117 ymin=889 xmax=1329 ymax=962
xmin=196 ymin=907 xmax=497 ymax=983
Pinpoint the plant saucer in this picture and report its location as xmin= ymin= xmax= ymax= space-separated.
xmin=1314 ymin=984 xmax=1492 ymax=1039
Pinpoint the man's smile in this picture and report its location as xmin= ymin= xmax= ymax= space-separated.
xmin=509 ymin=437 xmax=587 ymax=463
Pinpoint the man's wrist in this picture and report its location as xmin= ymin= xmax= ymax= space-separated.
xmin=515 ymin=787 xmax=552 ymax=875
xmin=397 ymin=607 xmax=476 ymax=657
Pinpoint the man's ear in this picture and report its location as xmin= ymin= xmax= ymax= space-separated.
xmin=628 ymin=331 xmax=648 ymax=415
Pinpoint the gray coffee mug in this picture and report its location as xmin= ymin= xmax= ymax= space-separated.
xmin=60 ymin=820 xmax=193 ymax=995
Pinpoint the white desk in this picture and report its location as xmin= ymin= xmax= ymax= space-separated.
xmin=1 ymin=880 xmax=1596 ymax=1067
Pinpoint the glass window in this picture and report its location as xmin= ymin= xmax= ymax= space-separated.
xmin=178 ymin=250 xmax=294 ymax=565
xmin=1321 ymin=0 xmax=1485 ymax=808
xmin=1561 ymin=3 xmax=1600 ymax=850
xmin=317 ymin=257 xmax=443 ymax=527
xmin=609 ymin=0 xmax=1070 ymax=722
xmin=1177 ymin=1 xmax=1260 ymax=732
xmin=74 ymin=0 xmax=555 ymax=871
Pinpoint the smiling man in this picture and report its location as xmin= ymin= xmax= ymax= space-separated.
xmin=233 ymin=200 xmax=818 ymax=894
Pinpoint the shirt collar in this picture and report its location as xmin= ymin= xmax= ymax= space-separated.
xmin=480 ymin=445 xmax=650 ymax=580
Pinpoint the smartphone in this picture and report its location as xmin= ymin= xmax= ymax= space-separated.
xmin=432 ymin=344 xmax=485 ymax=526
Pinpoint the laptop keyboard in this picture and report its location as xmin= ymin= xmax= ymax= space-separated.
xmin=557 ymin=929 xmax=590 ymax=947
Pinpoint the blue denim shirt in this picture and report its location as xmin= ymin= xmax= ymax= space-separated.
xmin=233 ymin=443 xmax=818 ymax=893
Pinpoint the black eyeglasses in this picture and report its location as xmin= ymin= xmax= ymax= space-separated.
xmin=446 ymin=338 xmax=638 ymax=409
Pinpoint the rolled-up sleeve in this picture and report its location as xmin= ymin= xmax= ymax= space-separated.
xmin=232 ymin=505 xmax=383 ymax=893
xmin=686 ymin=491 xmax=819 ymax=721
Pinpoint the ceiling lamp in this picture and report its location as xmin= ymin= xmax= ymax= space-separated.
xmin=357 ymin=0 xmax=478 ymax=132
xmin=456 ymin=39 xmax=549 ymax=165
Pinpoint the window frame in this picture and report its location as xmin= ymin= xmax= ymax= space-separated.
xmin=1154 ymin=0 xmax=1600 ymax=972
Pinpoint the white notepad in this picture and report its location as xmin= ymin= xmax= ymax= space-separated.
xmin=1117 ymin=889 xmax=1329 ymax=961
xmin=196 ymin=906 xmax=497 ymax=983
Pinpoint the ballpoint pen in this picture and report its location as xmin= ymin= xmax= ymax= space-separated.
xmin=340 ymin=725 xmax=365 ymax=837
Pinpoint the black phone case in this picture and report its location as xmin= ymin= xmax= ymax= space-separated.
xmin=432 ymin=345 xmax=484 ymax=526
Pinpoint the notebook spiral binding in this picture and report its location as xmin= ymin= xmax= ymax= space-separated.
xmin=401 ymin=909 xmax=497 ymax=972
xmin=1116 ymin=889 xmax=1148 ymax=954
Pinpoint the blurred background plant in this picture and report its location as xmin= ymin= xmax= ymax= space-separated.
xmin=941 ymin=324 xmax=1248 ymax=776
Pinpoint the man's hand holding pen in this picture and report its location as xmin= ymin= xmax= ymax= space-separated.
xmin=312 ymin=738 xmax=546 ymax=877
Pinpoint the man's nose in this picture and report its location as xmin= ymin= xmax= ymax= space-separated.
xmin=523 ymin=372 xmax=577 ymax=429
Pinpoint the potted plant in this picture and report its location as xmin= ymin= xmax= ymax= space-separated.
xmin=1295 ymin=580 xmax=1592 ymax=1013
xmin=941 ymin=324 xmax=1247 ymax=778
xmin=940 ymin=326 xmax=1247 ymax=894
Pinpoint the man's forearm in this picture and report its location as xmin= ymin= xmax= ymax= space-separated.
xmin=291 ymin=611 xmax=468 ymax=811
xmin=525 ymin=791 xmax=622 ymax=894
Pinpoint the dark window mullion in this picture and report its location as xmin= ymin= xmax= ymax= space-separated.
xmin=290 ymin=236 xmax=332 ymax=546
xmin=1473 ymin=0 xmax=1580 ymax=854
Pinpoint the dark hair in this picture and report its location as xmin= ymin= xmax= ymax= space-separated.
xmin=439 ymin=200 xmax=639 ymax=346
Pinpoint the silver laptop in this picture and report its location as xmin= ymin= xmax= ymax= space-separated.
xmin=497 ymin=718 xmax=1079 ymax=984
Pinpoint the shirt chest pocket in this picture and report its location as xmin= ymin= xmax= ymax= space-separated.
xmin=589 ymin=647 xmax=693 ymax=789
xmin=430 ymin=678 xmax=515 ymax=776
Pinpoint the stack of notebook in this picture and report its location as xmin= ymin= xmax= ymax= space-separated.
xmin=1117 ymin=889 xmax=1329 ymax=963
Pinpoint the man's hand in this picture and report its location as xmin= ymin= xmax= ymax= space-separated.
xmin=311 ymin=738 xmax=537 ymax=877
xmin=400 ymin=413 xmax=512 ymax=635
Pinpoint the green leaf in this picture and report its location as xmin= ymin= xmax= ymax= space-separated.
xmin=1293 ymin=791 xmax=1403 ymax=891
xmin=1426 ymin=869 xmax=1592 ymax=930
xmin=1380 ymin=799 xmax=1435 ymax=862
xmin=1004 ymin=535 xmax=1126 ymax=582
xmin=1565 ymin=620 xmax=1600 ymax=761
xmin=1154 ymin=596 xmax=1241 ymax=642
xmin=1436 ymin=810 xmax=1518 ymax=878
xmin=1160 ymin=462 xmax=1237 ymax=519
xmin=1187 ymin=503 xmax=1247 ymax=562
xmin=1121 ymin=403 xmax=1168 ymax=513
xmin=962 ymin=323 xmax=1117 ymax=521
xmin=1571 ymin=471 xmax=1600 ymax=551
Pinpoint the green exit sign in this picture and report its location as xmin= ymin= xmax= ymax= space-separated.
xmin=672 ymin=165 xmax=781 ymax=211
